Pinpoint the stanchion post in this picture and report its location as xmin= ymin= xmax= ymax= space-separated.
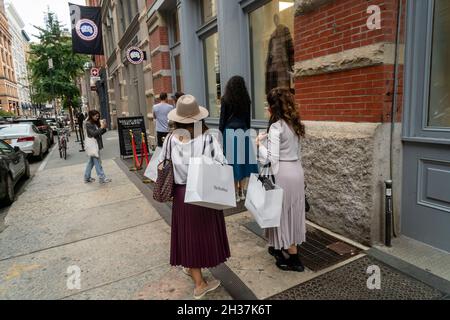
xmin=129 ymin=130 xmax=139 ymax=171
xmin=385 ymin=180 xmax=393 ymax=247
xmin=141 ymin=132 xmax=151 ymax=184
xmin=75 ymin=124 xmax=80 ymax=142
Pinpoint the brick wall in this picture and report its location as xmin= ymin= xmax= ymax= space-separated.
xmin=294 ymin=0 xmax=405 ymax=123
xmin=296 ymin=64 xmax=403 ymax=122
xmin=149 ymin=26 xmax=169 ymax=50
xmin=148 ymin=21 xmax=172 ymax=96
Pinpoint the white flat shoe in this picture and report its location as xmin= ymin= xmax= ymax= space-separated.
xmin=193 ymin=280 xmax=221 ymax=300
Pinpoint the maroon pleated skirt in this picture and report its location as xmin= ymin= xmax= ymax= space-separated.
xmin=170 ymin=184 xmax=231 ymax=269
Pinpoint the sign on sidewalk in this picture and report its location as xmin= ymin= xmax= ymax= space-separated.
xmin=117 ymin=116 xmax=149 ymax=157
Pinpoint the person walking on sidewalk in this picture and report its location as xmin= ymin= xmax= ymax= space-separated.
xmin=84 ymin=110 xmax=111 ymax=184
xmin=160 ymin=94 xmax=231 ymax=299
xmin=256 ymin=87 xmax=306 ymax=272
xmin=153 ymin=92 xmax=174 ymax=147
xmin=219 ymin=76 xmax=258 ymax=202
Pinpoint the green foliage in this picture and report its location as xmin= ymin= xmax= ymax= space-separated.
xmin=0 ymin=110 xmax=14 ymax=117
xmin=28 ymin=11 xmax=89 ymax=106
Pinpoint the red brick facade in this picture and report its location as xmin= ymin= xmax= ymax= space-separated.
xmin=294 ymin=0 xmax=405 ymax=123
xmin=149 ymin=25 xmax=172 ymax=95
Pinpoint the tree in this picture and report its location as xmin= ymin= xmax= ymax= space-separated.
xmin=28 ymin=11 xmax=89 ymax=121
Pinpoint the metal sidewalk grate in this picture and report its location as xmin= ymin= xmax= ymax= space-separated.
xmin=244 ymin=221 xmax=361 ymax=272
xmin=268 ymin=256 xmax=446 ymax=300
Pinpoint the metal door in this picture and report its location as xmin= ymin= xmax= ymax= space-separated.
xmin=402 ymin=0 xmax=450 ymax=252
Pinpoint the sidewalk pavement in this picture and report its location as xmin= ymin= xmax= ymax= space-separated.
xmin=0 ymin=130 xmax=230 ymax=300
xmin=1 ymin=129 xmax=449 ymax=300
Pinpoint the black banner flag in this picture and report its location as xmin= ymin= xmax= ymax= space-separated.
xmin=69 ymin=3 xmax=103 ymax=54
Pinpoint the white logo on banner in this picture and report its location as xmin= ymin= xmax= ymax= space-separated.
xmin=127 ymin=47 xmax=144 ymax=65
xmin=76 ymin=19 xmax=98 ymax=41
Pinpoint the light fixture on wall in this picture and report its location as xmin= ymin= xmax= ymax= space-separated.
xmin=279 ymin=1 xmax=294 ymax=12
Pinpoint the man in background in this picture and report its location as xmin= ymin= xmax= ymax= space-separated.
xmin=152 ymin=92 xmax=174 ymax=147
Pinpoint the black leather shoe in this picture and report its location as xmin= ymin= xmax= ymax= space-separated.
xmin=268 ymin=247 xmax=285 ymax=261
xmin=275 ymin=253 xmax=305 ymax=272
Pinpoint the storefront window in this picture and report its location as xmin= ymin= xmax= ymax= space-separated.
xmin=174 ymin=54 xmax=183 ymax=92
xmin=250 ymin=0 xmax=294 ymax=120
xmin=201 ymin=0 xmax=217 ymax=24
xmin=428 ymin=0 xmax=450 ymax=128
xmin=204 ymin=32 xmax=221 ymax=118
xmin=173 ymin=8 xmax=181 ymax=44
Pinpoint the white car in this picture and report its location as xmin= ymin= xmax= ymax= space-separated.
xmin=0 ymin=124 xmax=49 ymax=160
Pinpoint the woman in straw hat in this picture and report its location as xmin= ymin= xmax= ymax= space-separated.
xmin=160 ymin=94 xmax=231 ymax=299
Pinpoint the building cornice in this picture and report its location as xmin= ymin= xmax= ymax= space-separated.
xmin=295 ymin=0 xmax=334 ymax=16
xmin=295 ymin=42 xmax=405 ymax=78
xmin=118 ymin=14 xmax=140 ymax=49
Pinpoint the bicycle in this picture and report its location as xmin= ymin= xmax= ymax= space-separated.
xmin=57 ymin=127 xmax=70 ymax=160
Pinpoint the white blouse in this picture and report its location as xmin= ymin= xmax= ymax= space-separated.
xmin=258 ymin=120 xmax=300 ymax=172
xmin=159 ymin=133 xmax=227 ymax=185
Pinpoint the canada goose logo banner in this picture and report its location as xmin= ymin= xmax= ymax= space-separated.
xmin=69 ymin=3 xmax=103 ymax=54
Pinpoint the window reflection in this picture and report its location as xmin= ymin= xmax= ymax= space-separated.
xmin=250 ymin=0 xmax=294 ymax=120
xmin=428 ymin=0 xmax=450 ymax=128
xmin=202 ymin=0 xmax=217 ymax=24
xmin=204 ymin=32 xmax=221 ymax=118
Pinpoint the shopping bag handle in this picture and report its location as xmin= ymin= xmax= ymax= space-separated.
xmin=202 ymin=134 xmax=225 ymax=165
xmin=258 ymin=163 xmax=275 ymax=184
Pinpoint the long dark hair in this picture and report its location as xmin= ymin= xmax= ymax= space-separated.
xmin=267 ymin=87 xmax=305 ymax=137
xmin=174 ymin=120 xmax=209 ymax=138
xmin=87 ymin=110 xmax=101 ymax=127
xmin=221 ymin=76 xmax=251 ymax=119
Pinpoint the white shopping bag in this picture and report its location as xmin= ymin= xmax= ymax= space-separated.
xmin=185 ymin=156 xmax=237 ymax=210
xmin=245 ymin=173 xmax=284 ymax=228
xmin=85 ymin=136 xmax=99 ymax=158
xmin=144 ymin=147 xmax=162 ymax=182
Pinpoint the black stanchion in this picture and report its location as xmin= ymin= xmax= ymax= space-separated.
xmin=75 ymin=124 xmax=80 ymax=142
xmin=79 ymin=123 xmax=85 ymax=152
xmin=385 ymin=180 xmax=393 ymax=247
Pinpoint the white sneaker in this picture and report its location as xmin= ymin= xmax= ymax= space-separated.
xmin=240 ymin=191 xmax=246 ymax=201
xmin=235 ymin=192 xmax=240 ymax=202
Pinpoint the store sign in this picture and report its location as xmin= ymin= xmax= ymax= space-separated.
xmin=91 ymin=68 xmax=99 ymax=77
xmin=117 ymin=116 xmax=148 ymax=157
xmin=76 ymin=18 xmax=98 ymax=41
xmin=126 ymin=46 xmax=144 ymax=65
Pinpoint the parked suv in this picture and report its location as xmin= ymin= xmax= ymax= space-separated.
xmin=13 ymin=118 xmax=54 ymax=146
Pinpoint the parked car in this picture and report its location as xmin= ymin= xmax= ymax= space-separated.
xmin=0 ymin=124 xmax=49 ymax=160
xmin=0 ymin=139 xmax=30 ymax=205
xmin=45 ymin=118 xmax=59 ymax=135
xmin=13 ymin=118 xmax=54 ymax=146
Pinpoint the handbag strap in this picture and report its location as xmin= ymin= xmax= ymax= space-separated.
xmin=163 ymin=133 xmax=173 ymax=161
xmin=202 ymin=134 xmax=215 ymax=158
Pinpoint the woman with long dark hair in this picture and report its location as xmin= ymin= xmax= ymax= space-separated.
xmin=160 ymin=94 xmax=230 ymax=299
xmin=219 ymin=76 xmax=258 ymax=202
xmin=256 ymin=87 xmax=306 ymax=272
xmin=84 ymin=110 xmax=111 ymax=184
